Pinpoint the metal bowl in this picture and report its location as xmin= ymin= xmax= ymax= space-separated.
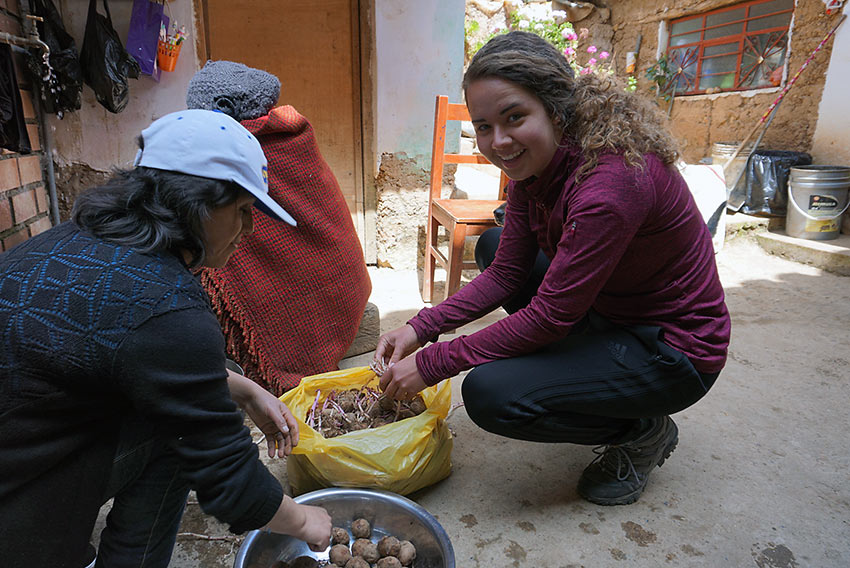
xmin=233 ymin=488 xmax=454 ymax=568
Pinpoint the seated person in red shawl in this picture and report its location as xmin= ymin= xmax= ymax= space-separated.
xmin=187 ymin=60 xmax=371 ymax=394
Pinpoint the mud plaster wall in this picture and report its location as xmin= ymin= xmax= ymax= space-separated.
xmin=375 ymin=153 xmax=458 ymax=270
xmin=611 ymin=0 xmax=840 ymax=163
xmin=53 ymin=163 xmax=111 ymax=222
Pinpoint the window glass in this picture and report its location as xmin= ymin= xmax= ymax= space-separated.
xmin=706 ymin=7 xmax=745 ymax=27
xmin=749 ymin=0 xmax=794 ymax=18
xmin=671 ymin=31 xmax=702 ymax=46
xmin=704 ymin=42 xmax=739 ymax=57
xmin=705 ymin=22 xmax=744 ymax=40
xmin=747 ymin=12 xmax=793 ymax=32
xmin=671 ymin=17 xmax=703 ymax=36
xmin=700 ymin=54 xmax=739 ymax=78
xmin=699 ymin=71 xmax=736 ymax=90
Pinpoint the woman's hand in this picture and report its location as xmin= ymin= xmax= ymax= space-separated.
xmin=244 ymin=390 xmax=300 ymax=458
xmin=227 ymin=370 xmax=299 ymax=458
xmin=374 ymin=324 xmax=421 ymax=366
xmin=379 ymin=356 xmax=428 ymax=400
xmin=265 ymin=495 xmax=332 ymax=552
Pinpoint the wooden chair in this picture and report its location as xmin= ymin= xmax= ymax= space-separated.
xmin=422 ymin=95 xmax=508 ymax=303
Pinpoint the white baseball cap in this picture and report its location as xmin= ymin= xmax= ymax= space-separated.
xmin=134 ymin=109 xmax=296 ymax=226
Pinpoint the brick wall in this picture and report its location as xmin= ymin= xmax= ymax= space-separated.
xmin=1 ymin=0 xmax=51 ymax=252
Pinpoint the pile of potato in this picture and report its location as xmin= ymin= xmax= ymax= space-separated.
xmin=328 ymin=518 xmax=416 ymax=567
xmin=253 ymin=518 xmax=418 ymax=568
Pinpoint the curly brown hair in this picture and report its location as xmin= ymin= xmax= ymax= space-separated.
xmin=463 ymin=31 xmax=679 ymax=181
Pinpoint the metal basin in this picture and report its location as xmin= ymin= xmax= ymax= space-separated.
xmin=233 ymin=488 xmax=454 ymax=568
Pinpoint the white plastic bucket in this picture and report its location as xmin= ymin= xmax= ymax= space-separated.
xmin=786 ymin=165 xmax=850 ymax=240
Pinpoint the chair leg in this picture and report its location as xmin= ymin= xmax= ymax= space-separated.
xmin=446 ymin=223 xmax=467 ymax=300
xmin=422 ymin=216 xmax=438 ymax=303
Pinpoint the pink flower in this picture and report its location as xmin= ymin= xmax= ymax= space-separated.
xmin=587 ymin=45 xmax=597 ymax=54
xmin=588 ymin=58 xmax=597 ymax=66
xmin=580 ymin=67 xmax=592 ymax=75
xmin=600 ymin=51 xmax=610 ymax=59
xmin=562 ymin=29 xmax=578 ymax=41
xmin=564 ymin=47 xmax=576 ymax=57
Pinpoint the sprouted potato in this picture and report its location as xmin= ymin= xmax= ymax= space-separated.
xmin=305 ymin=387 xmax=427 ymax=438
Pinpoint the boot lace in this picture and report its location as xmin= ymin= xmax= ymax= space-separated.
xmin=589 ymin=444 xmax=640 ymax=482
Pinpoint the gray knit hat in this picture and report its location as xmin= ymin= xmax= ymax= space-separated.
xmin=186 ymin=60 xmax=281 ymax=121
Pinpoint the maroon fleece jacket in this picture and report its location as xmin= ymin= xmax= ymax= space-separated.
xmin=409 ymin=143 xmax=730 ymax=385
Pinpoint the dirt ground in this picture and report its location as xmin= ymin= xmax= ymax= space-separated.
xmin=92 ymin=230 xmax=850 ymax=567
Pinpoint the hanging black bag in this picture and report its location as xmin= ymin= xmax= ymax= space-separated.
xmin=80 ymin=0 xmax=141 ymax=113
xmin=26 ymin=0 xmax=83 ymax=117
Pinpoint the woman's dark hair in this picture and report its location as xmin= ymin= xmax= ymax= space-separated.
xmin=72 ymin=163 xmax=242 ymax=269
xmin=463 ymin=31 xmax=678 ymax=180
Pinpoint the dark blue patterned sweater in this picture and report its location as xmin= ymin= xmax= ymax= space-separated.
xmin=0 ymin=222 xmax=282 ymax=567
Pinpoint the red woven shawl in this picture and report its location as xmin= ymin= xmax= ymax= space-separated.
xmin=201 ymin=106 xmax=371 ymax=394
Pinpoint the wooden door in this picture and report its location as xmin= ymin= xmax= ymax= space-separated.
xmin=200 ymin=0 xmax=367 ymax=249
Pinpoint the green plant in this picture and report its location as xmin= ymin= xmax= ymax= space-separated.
xmin=645 ymin=54 xmax=677 ymax=101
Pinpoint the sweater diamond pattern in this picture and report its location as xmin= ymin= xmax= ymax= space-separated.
xmin=0 ymin=223 xmax=209 ymax=377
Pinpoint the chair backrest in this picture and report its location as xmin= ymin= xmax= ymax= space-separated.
xmin=429 ymin=95 xmax=508 ymax=202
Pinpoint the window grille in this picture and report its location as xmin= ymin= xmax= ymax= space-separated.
xmin=666 ymin=0 xmax=794 ymax=95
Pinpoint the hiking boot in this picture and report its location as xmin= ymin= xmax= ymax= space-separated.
xmin=577 ymin=416 xmax=678 ymax=505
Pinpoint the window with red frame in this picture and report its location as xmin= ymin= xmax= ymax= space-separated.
xmin=666 ymin=0 xmax=794 ymax=95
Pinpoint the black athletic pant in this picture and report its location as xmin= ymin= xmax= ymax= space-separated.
xmin=463 ymin=228 xmax=719 ymax=446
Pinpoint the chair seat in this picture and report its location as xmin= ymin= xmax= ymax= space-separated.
xmin=432 ymin=198 xmax=506 ymax=224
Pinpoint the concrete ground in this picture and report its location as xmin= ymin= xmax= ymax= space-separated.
xmin=96 ymin=228 xmax=850 ymax=568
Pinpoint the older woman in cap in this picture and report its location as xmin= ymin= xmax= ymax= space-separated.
xmin=0 ymin=109 xmax=331 ymax=568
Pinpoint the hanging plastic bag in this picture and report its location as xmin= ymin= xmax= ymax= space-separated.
xmin=25 ymin=0 xmax=83 ymax=117
xmin=280 ymin=367 xmax=454 ymax=496
xmin=126 ymin=0 xmax=164 ymax=77
xmin=80 ymin=0 xmax=141 ymax=113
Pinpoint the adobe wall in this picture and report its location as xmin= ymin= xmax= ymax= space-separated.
xmin=609 ymin=0 xmax=840 ymax=163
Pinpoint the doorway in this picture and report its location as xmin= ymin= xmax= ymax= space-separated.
xmin=197 ymin=0 xmax=374 ymax=259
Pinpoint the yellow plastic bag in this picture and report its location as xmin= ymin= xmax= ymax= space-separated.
xmin=280 ymin=366 xmax=453 ymax=496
